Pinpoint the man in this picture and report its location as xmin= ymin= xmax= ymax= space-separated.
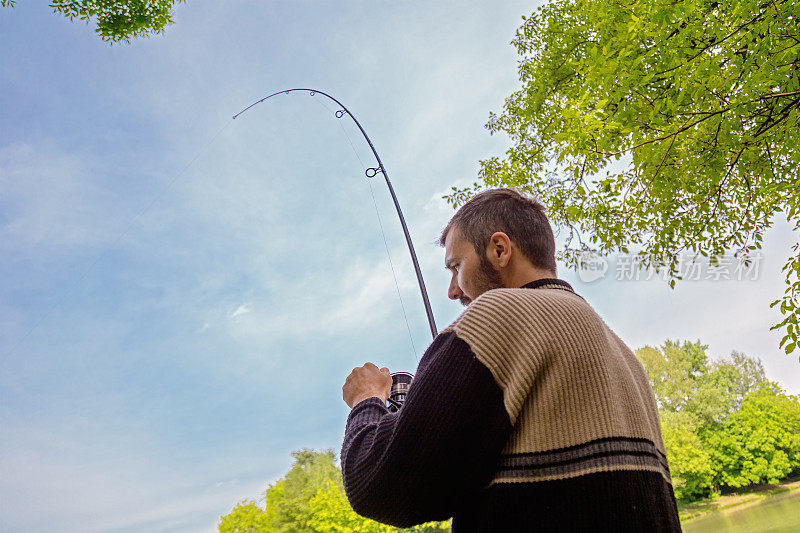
xmin=341 ymin=188 xmax=680 ymax=531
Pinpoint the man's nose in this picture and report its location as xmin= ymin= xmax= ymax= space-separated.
xmin=448 ymin=279 xmax=463 ymax=300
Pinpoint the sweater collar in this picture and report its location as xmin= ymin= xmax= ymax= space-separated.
xmin=520 ymin=278 xmax=576 ymax=294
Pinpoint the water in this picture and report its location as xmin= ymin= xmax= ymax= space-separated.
xmin=683 ymin=490 xmax=800 ymax=533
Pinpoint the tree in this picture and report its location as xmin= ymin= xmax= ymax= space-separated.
xmin=307 ymin=481 xmax=397 ymax=533
xmin=636 ymin=341 xmax=800 ymax=499
xmin=715 ymin=350 xmax=768 ymax=411
xmin=637 ymin=340 xmax=712 ymax=413
xmin=702 ymin=386 xmax=800 ymax=489
xmin=445 ymin=0 xmax=800 ymax=357
xmin=218 ymin=449 xmax=451 ymax=532
xmin=218 ymin=500 xmax=271 ymax=533
xmin=0 ymin=0 xmax=184 ymax=43
xmin=659 ymin=410 xmax=716 ymax=500
xmin=263 ymin=449 xmax=346 ymax=532
xmin=635 ymin=340 xmax=767 ymax=422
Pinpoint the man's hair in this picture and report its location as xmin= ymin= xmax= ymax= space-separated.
xmin=439 ymin=188 xmax=557 ymax=274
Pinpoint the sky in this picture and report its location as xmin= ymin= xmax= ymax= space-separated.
xmin=1 ymin=1 xmax=799 ymax=532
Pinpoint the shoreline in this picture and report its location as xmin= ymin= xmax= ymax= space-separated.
xmin=679 ymin=476 xmax=800 ymax=523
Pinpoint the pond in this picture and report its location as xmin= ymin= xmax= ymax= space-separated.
xmin=683 ymin=489 xmax=800 ymax=532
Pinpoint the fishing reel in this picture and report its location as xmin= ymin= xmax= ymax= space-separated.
xmin=387 ymin=372 xmax=413 ymax=412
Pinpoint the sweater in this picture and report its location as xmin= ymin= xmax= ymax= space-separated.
xmin=341 ymin=278 xmax=681 ymax=532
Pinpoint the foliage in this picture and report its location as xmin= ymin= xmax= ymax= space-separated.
xmin=1 ymin=0 xmax=184 ymax=43
xmin=636 ymin=340 xmax=766 ymax=422
xmin=263 ymin=449 xmax=344 ymax=531
xmin=218 ymin=500 xmax=272 ymax=533
xmin=446 ymin=0 xmax=800 ymax=357
xmin=659 ymin=410 xmax=716 ymax=500
xmin=703 ymin=386 xmax=800 ymax=488
xmin=307 ymin=481 xmax=397 ymax=533
xmin=718 ymin=350 xmax=769 ymax=411
xmin=637 ymin=341 xmax=800 ymax=501
xmin=218 ymin=449 xmax=451 ymax=532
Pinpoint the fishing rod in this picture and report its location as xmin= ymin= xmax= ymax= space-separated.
xmin=234 ymin=89 xmax=437 ymax=410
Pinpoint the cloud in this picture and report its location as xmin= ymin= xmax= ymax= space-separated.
xmin=209 ymin=255 xmax=416 ymax=348
xmin=321 ymin=256 xmax=416 ymax=333
xmin=229 ymin=303 xmax=252 ymax=318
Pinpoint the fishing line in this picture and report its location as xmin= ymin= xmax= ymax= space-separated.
xmin=2 ymin=120 xmax=233 ymax=362
xmin=234 ymin=89 xmax=439 ymax=343
xmin=313 ymin=97 xmax=419 ymax=362
xmin=367 ymin=172 xmax=419 ymax=362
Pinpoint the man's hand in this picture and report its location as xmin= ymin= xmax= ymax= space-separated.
xmin=343 ymin=363 xmax=392 ymax=408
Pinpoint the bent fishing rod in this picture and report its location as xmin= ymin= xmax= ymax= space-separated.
xmin=234 ymin=89 xmax=436 ymax=409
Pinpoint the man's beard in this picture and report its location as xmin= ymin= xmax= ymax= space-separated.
xmin=461 ymin=255 xmax=505 ymax=306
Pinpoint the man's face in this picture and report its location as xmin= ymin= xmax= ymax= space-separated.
xmin=444 ymin=227 xmax=504 ymax=306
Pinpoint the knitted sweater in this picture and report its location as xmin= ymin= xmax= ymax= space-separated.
xmin=341 ymin=279 xmax=680 ymax=532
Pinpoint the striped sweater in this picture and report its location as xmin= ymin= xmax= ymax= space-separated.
xmin=341 ymin=279 xmax=681 ymax=531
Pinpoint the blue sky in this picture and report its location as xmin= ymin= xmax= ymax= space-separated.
xmin=1 ymin=1 xmax=798 ymax=531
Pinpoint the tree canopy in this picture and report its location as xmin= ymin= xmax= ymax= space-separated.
xmin=1 ymin=0 xmax=184 ymax=43
xmin=218 ymin=449 xmax=450 ymax=532
xmin=446 ymin=0 xmax=800 ymax=358
xmin=635 ymin=341 xmax=800 ymax=500
xmin=637 ymin=340 xmax=768 ymax=422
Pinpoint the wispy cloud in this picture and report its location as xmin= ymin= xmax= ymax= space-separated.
xmin=229 ymin=303 xmax=252 ymax=318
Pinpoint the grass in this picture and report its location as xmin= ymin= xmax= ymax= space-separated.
xmin=678 ymin=476 xmax=800 ymax=523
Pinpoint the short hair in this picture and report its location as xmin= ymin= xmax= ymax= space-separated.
xmin=439 ymin=188 xmax=557 ymax=274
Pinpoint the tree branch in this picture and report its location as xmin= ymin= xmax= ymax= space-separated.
xmin=598 ymin=107 xmax=729 ymax=156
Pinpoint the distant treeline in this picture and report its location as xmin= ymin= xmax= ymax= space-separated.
xmin=638 ymin=340 xmax=800 ymax=501
xmin=218 ymin=340 xmax=800 ymax=531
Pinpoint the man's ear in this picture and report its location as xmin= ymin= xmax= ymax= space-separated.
xmin=488 ymin=232 xmax=513 ymax=267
